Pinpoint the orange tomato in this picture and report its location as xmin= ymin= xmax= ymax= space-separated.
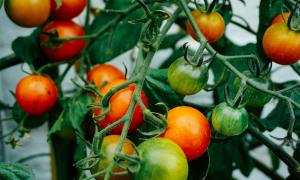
xmin=5 ymin=0 xmax=51 ymax=27
xmin=94 ymin=80 xmax=148 ymax=134
xmin=87 ymin=64 xmax=125 ymax=89
xmin=272 ymin=12 xmax=290 ymax=24
xmin=162 ymin=106 xmax=211 ymax=160
xmin=15 ymin=75 xmax=58 ymax=116
xmin=186 ymin=10 xmax=225 ymax=43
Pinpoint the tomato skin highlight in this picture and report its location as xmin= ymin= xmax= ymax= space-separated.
xmin=91 ymin=135 xmax=134 ymax=180
xmin=212 ymin=102 xmax=249 ymax=136
xmin=162 ymin=106 xmax=210 ymax=160
xmin=87 ymin=64 xmax=125 ymax=89
xmin=40 ymin=20 xmax=86 ymax=62
xmin=15 ymin=75 xmax=58 ymax=116
xmin=186 ymin=10 xmax=225 ymax=43
xmin=133 ymin=138 xmax=188 ymax=180
xmin=50 ymin=0 xmax=87 ymax=20
xmin=94 ymin=80 xmax=148 ymax=134
xmin=262 ymin=23 xmax=300 ymax=65
xmin=272 ymin=12 xmax=290 ymax=24
xmin=233 ymin=72 xmax=273 ymax=107
xmin=5 ymin=0 xmax=51 ymax=27
xmin=168 ymin=57 xmax=208 ymax=95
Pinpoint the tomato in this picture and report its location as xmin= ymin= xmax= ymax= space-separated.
xmin=186 ymin=10 xmax=225 ymax=43
xmin=233 ymin=72 xmax=273 ymax=107
xmin=133 ymin=138 xmax=188 ymax=180
xmin=272 ymin=12 xmax=290 ymax=24
xmin=93 ymin=80 xmax=148 ymax=134
xmin=5 ymin=0 xmax=51 ymax=27
xmin=15 ymin=75 xmax=58 ymax=116
xmin=91 ymin=135 xmax=134 ymax=180
xmin=87 ymin=64 xmax=125 ymax=89
xmin=262 ymin=23 xmax=300 ymax=65
xmin=40 ymin=20 xmax=86 ymax=62
xmin=162 ymin=106 xmax=210 ymax=160
xmin=50 ymin=0 xmax=87 ymax=20
xmin=212 ymin=102 xmax=249 ymax=136
xmin=168 ymin=57 xmax=208 ymax=95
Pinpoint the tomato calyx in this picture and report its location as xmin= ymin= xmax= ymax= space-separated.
xmin=287 ymin=6 xmax=300 ymax=32
xmin=224 ymin=84 xmax=247 ymax=109
xmin=183 ymin=42 xmax=214 ymax=67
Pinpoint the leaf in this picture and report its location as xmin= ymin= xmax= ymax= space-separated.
xmin=269 ymin=150 xmax=280 ymax=171
xmin=159 ymin=33 xmax=186 ymax=49
xmin=0 ymin=162 xmax=35 ymax=180
xmin=188 ymin=152 xmax=210 ymax=180
xmin=0 ymin=0 xmax=3 ymax=10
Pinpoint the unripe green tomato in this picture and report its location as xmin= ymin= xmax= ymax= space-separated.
xmin=233 ymin=71 xmax=274 ymax=107
xmin=212 ymin=102 xmax=249 ymax=136
xmin=167 ymin=57 xmax=209 ymax=95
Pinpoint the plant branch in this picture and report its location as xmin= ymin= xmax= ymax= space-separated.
xmin=252 ymin=157 xmax=284 ymax=180
xmin=0 ymin=54 xmax=22 ymax=71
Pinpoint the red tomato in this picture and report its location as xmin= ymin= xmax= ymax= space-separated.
xmin=186 ymin=10 xmax=225 ymax=43
xmin=162 ymin=106 xmax=211 ymax=160
xmin=272 ymin=12 xmax=290 ymax=24
xmin=50 ymin=0 xmax=87 ymax=20
xmin=263 ymin=23 xmax=300 ymax=65
xmin=16 ymin=75 xmax=58 ymax=116
xmin=5 ymin=0 xmax=51 ymax=27
xmin=40 ymin=20 xmax=86 ymax=62
xmin=87 ymin=64 xmax=125 ymax=89
xmin=93 ymin=80 xmax=148 ymax=134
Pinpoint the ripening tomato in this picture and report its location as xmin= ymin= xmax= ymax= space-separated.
xmin=5 ymin=0 xmax=51 ymax=27
xmin=133 ymin=138 xmax=188 ymax=180
xmin=15 ymin=75 xmax=58 ymax=116
xmin=186 ymin=10 xmax=225 ymax=43
xmin=91 ymin=135 xmax=134 ymax=180
xmin=50 ymin=0 xmax=87 ymax=20
xmin=212 ymin=102 xmax=249 ymax=136
xmin=272 ymin=12 xmax=290 ymax=24
xmin=162 ymin=106 xmax=210 ymax=160
xmin=263 ymin=23 xmax=300 ymax=65
xmin=40 ymin=20 xmax=86 ymax=62
xmin=93 ymin=80 xmax=148 ymax=134
xmin=87 ymin=64 xmax=125 ymax=89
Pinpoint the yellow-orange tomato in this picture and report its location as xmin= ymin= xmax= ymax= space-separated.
xmin=94 ymin=80 xmax=148 ymax=134
xmin=263 ymin=23 xmax=300 ymax=65
xmin=91 ymin=135 xmax=134 ymax=180
xmin=16 ymin=75 xmax=58 ymax=116
xmin=272 ymin=12 xmax=290 ymax=24
xmin=186 ymin=10 xmax=225 ymax=43
xmin=162 ymin=106 xmax=211 ymax=160
xmin=5 ymin=0 xmax=51 ymax=27
xmin=87 ymin=64 xmax=125 ymax=88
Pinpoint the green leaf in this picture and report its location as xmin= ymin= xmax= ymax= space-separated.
xmin=0 ymin=0 xmax=3 ymax=10
xmin=0 ymin=162 xmax=35 ymax=180
xmin=188 ymin=152 xmax=210 ymax=180
xmin=159 ymin=33 xmax=186 ymax=49
xmin=269 ymin=150 xmax=280 ymax=171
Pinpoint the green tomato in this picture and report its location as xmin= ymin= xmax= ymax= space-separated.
xmin=233 ymin=71 xmax=273 ymax=107
xmin=212 ymin=102 xmax=249 ymax=136
xmin=133 ymin=138 xmax=188 ymax=180
xmin=168 ymin=57 xmax=208 ymax=95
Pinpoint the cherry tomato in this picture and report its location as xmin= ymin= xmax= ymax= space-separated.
xmin=40 ymin=20 xmax=86 ymax=62
xmin=168 ymin=57 xmax=208 ymax=95
xmin=50 ymin=0 xmax=87 ymax=20
xmin=162 ymin=106 xmax=210 ymax=160
xmin=87 ymin=64 xmax=125 ymax=89
xmin=5 ymin=0 xmax=51 ymax=27
xmin=233 ymin=72 xmax=273 ymax=107
xmin=212 ymin=102 xmax=249 ymax=136
xmin=133 ymin=138 xmax=188 ymax=180
xmin=93 ymin=80 xmax=148 ymax=134
xmin=91 ymin=135 xmax=134 ymax=180
xmin=272 ymin=12 xmax=290 ymax=24
xmin=262 ymin=23 xmax=300 ymax=65
xmin=186 ymin=10 xmax=225 ymax=43
xmin=15 ymin=75 xmax=58 ymax=116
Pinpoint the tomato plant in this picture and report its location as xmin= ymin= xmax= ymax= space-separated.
xmin=4 ymin=0 xmax=51 ymax=27
xmin=93 ymin=80 xmax=148 ymax=134
xmin=133 ymin=138 xmax=188 ymax=180
xmin=162 ymin=106 xmax=210 ymax=160
xmin=40 ymin=20 xmax=86 ymax=62
xmin=50 ymin=0 xmax=87 ymax=20
xmin=15 ymin=75 xmax=58 ymax=116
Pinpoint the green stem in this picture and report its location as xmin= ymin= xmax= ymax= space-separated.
xmin=85 ymin=0 xmax=91 ymax=31
xmin=252 ymin=157 xmax=284 ymax=180
xmin=0 ymin=54 xmax=22 ymax=71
